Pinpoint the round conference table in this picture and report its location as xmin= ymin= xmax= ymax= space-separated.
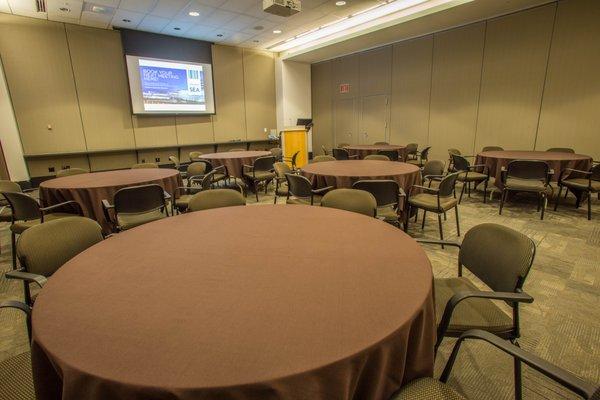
xmin=38 ymin=169 xmax=182 ymax=233
xmin=200 ymin=150 xmax=272 ymax=178
xmin=31 ymin=205 xmax=435 ymax=400
xmin=344 ymin=144 xmax=407 ymax=161
xmin=475 ymin=150 xmax=593 ymax=189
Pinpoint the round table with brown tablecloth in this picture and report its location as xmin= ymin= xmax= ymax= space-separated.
xmin=344 ymin=144 xmax=407 ymax=161
xmin=31 ymin=205 xmax=435 ymax=400
xmin=475 ymin=150 xmax=593 ymax=189
xmin=38 ymin=169 xmax=182 ymax=233
xmin=200 ymin=150 xmax=272 ymax=178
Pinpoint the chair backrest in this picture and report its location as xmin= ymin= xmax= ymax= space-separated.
xmin=377 ymin=150 xmax=398 ymax=161
xmin=591 ymin=163 xmax=600 ymax=182
xmin=422 ymin=160 xmax=445 ymax=177
xmin=332 ymin=148 xmax=350 ymax=160
xmin=274 ymin=162 xmax=292 ymax=178
xmin=420 ymin=146 xmax=431 ymax=160
xmin=546 ymin=147 xmax=575 ymax=153
xmin=168 ymin=156 xmax=180 ymax=168
xmin=450 ymin=154 xmax=471 ymax=171
xmin=373 ymin=141 xmax=389 ymax=145
xmin=229 ymin=148 xmax=245 ymax=152
xmin=290 ymin=150 xmax=300 ymax=167
xmin=506 ymin=160 xmax=549 ymax=181
xmin=131 ymin=163 xmax=158 ymax=169
xmin=189 ymin=151 xmax=203 ymax=161
xmin=365 ymin=154 xmax=390 ymax=161
xmin=285 ymin=173 xmax=313 ymax=198
xmin=352 ymin=180 xmax=399 ymax=208
xmin=253 ymin=156 xmax=275 ymax=171
xmin=482 ymin=146 xmax=504 ymax=152
xmin=459 ymin=223 xmax=535 ymax=293
xmin=0 ymin=181 xmax=22 ymax=206
xmin=321 ymin=145 xmax=329 ymax=155
xmin=337 ymin=142 xmax=350 ymax=148
xmin=1 ymin=192 xmax=39 ymax=221
xmin=114 ymin=184 xmax=165 ymax=214
xmin=448 ymin=148 xmax=461 ymax=156
xmin=321 ymin=189 xmax=377 ymax=217
xmin=188 ymin=189 xmax=245 ymax=211
xmin=199 ymin=169 xmax=223 ymax=190
xmin=438 ymin=172 xmax=460 ymax=197
xmin=16 ymin=216 xmax=103 ymax=277
xmin=313 ymin=155 xmax=336 ymax=162
xmin=56 ymin=168 xmax=88 ymax=178
xmin=187 ymin=161 xmax=210 ymax=178
xmin=269 ymin=148 xmax=282 ymax=158
xmin=406 ymin=143 xmax=418 ymax=155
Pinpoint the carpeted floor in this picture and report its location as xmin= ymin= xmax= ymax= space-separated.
xmin=0 ymin=183 xmax=598 ymax=399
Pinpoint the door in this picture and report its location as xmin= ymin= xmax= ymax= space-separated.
xmin=359 ymin=95 xmax=389 ymax=144
xmin=334 ymin=98 xmax=358 ymax=146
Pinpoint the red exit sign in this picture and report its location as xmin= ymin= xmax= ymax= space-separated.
xmin=339 ymin=83 xmax=350 ymax=93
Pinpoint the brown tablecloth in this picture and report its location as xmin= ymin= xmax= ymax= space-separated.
xmin=200 ymin=150 xmax=271 ymax=178
xmin=31 ymin=205 xmax=435 ymax=400
xmin=38 ymin=169 xmax=182 ymax=233
xmin=344 ymin=145 xmax=407 ymax=161
xmin=476 ymin=150 xmax=593 ymax=189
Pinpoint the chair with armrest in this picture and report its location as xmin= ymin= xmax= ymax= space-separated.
xmin=373 ymin=141 xmax=389 ymax=145
xmin=2 ymin=191 xmax=83 ymax=270
xmin=422 ymin=160 xmax=446 ymax=188
xmin=482 ymin=146 xmax=504 ymax=152
xmin=131 ymin=162 xmax=158 ymax=169
xmin=321 ymin=188 xmax=377 ymax=217
xmin=273 ymin=162 xmax=292 ymax=204
xmin=189 ymin=151 xmax=203 ymax=161
xmin=392 ymin=330 xmax=598 ymax=400
xmin=168 ymin=155 xmax=187 ymax=179
xmin=451 ymin=154 xmax=490 ymax=203
xmin=243 ymin=156 xmax=276 ymax=201
xmin=313 ymin=155 xmax=337 ymax=162
xmin=187 ymin=189 xmax=245 ymax=212
xmin=332 ymin=148 xmax=358 ymax=160
xmin=285 ymin=173 xmax=332 ymax=205
xmin=405 ymin=143 xmax=418 ymax=160
xmin=0 ymin=180 xmax=23 ymax=224
xmin=377 ymin=150 xmax=399 ymax=161
xmin=283 ymin=150 xmax=301 ymax=171
xmin=364 ymin=154 xmax=390 ymax=161
xmin=102 ymin=184 xmax=170 ymax=232
xmin=499 ymin=160 xmax=553 ymax=220
xmin=321 ymin=145 xmax=329 ymax=155
xmin=269 ymin=147 xmax=283 ymax=162
xmin=554 ymin=163 xmax=600 ymax=220
xmin=546 ymin=147 xmax=575 ymax=153
xmin=56 ymin=167 xmax=88 ymax=178
xmin=174 ymin=167 xmax=220 ymax=213
xmin=407 ymin=146 xmax=431 ymax=167
xmin=352 ymin=180 xmax=404 ymax=226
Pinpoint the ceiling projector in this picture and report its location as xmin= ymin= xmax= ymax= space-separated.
xmin=263 ymin=0 xmax=301 ymax=17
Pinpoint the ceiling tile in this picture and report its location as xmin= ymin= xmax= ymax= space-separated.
xmin=111 ymin=8 xmax=145 ymax=28
xmin=195 ymin=0 xmax=227 ymax=8
xmin=80 ymin=10 xmax=113 ymax=28
xmin=200 ymin=9 xmax=238 ymax=27
xmin=161 ymin=20 xmax=195 ymax=35
xmin=0 ymin=0 xmax=10 ymax=13
xmin=137 ymin=14 xmax=171 ymax=32
xmin=186 ymin=24 xmax=217 ymax=40
xmin=173 ymin=3 xmax=215 ymax=23
xmin=219 ymin=0 xmax=254 ymax=13
xmin=119 ymin=0 xmax=159 ymax=13
xmin=150 ymin=0 xmax=189 ymax=18
xmin=222 ymin=31 xmax=252 ymax=44
xmin=88 ymin=0 xmax=120 ymax=7
xmin=47 ymin=0 xmax=83 ymax=20
xmin=241 ymin=18 xmax=276 ymax=35
xmin=226 ymin=13 xmax=259 ymax=30
xmin=8 ymin=0 xmax=47 ymax=19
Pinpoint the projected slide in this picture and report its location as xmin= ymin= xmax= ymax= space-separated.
xmin=138 ymin=59 xmax=206 ymax=111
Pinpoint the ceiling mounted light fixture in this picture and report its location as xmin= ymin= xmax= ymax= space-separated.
xmin=335 ymin=1 xmax=346 ymax=6
xmin=273 ymin=29 xmax=282 ymax=34
xmin=122 ymin=18 xmax=131 ymax=22
xmin=189 ymin=11 xmax=200 ymax=16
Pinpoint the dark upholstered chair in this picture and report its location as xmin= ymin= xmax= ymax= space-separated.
xmin=352 ymin=180 xmax=405 ymax=226
xmin=0 ymin=301 xmax=34 ymax=398
xmin=373 ymin=141 xmax=389 ymax=145
xmin=2 ymin=191 xmax=83 ymax=270
xmin=131 ymin=162 xmax=158 ymax=169
xmin=422 ymin=160 xmax=446 ymax=188
xmin=188 ymin=160 xmax=228 ymax=185
xmin=189 ymin=151 xmax=203 ymax=161
xmin=405 ymin=143 xmax=418 ymax=160
xmin=102 ymin=184 xmax=170 ymax=232
xmin=405 ymin=172 xmax=460 ymax=246
xmin=392 ymin=330 xmax=599 ymax=400
xmin=447 ymin=148 xmax=474 ymax=172
xmin=285 ymin=173 xmax=332 ymax=205
xmin=273 ymin=162 xmax=292 ymax=204
xmin=377 ymin=150 xmax=399 ymax=161
xmin=312 ymin=155 xmax=336 ymax=162
xmin=500 ymin=160 xmax=553 ymax=220
xmin=482 ymin=146 xmax=504 ymax=152
xmin=243 ymin=156 xmax=276 ymax=201
xmin=187 ymin=189 xmax=245 ymax=211
xmin=56 ymin=167 xmax=88 ymax=178
xmin=321 ymin=188 xmax=377 ymax=217
xmin=0 ymin=181 xmax=23 ymax=224
xmin=451 ymin=154 xmax=490 ymax=203
xmin=364 ymin=154 xmax=390 ymax=161
xmin=407 ymin=146 xmax=431 ymax=167
xmin=546 ymin=147 xmax=575 ymax=153
xmin=554 ymin=163 xmax=600 ymax=220
xmin=283 ymin=150 xmax=301 ymax=170
xmin=332 ymin=148 xmax=358 ymax=160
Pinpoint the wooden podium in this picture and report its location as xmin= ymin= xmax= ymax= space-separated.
xmin=281 ymin=126 xmax=309 ymax=168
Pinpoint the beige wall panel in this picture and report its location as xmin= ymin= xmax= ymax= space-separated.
xmin=212 ymin=45 xmax=247 ymax=142
xmin=243 ymin=49 xmax=276 ymax=140
xmin=88 ymin=153 xmax=138 ymax=171
xmin=66 ymin=25 xmax=135 ymax=150
xmin=311 ymin=62 xmax=333 ymax=154
xmin=137 ymin=148 xmax=178 ymax=165
xmin=536 ymin=0 xmax=600 ymax=158
xmin=428 ymin=23 xmax=485 ymax=162
xmin=390 ymin=36 xmax=433 ymax=147
xmin=175 ymin=116 xmax=214 ymax=145
xmin=132 ymin=116 xmax=177 ymax=148
xmin=0 ymin=15 xmax=86 ymax=155
xmin=332 ymin=54 xmax=359 ymax=100
xmin=248 ymin=142 xmax=272 ymax=151
xmin=475 ymin=5 xmax=555 ymax=153
xmin=27 ymin=156 xmax=89 ymax=177
xmin=359 ymin=46 xmax=392 ymax=97
xmin=179 ymin=145 xmax=216 ymax=162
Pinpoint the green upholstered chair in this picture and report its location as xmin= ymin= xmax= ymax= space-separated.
xmin=56 ymin=167 xmax=88 ymax=178
xmin=6 ymin=216 xmax=103 ymax=307
xmin=312 ymin=155 xmax=336 ymax=162
xmin=499 ymin=160 xmax=552 ymax=220
xmin=187 ymin=189 xmax=245 ymax=212
xmin=407 ymin=146 xmax=431 ymax=167
xmin=546 ymin=147 xmax=575 ymax=153
xmin=285 ymin=173 xmax=332 ymax=205
xmin=1 ymin=191 xmax=83 ymax=270
xmin=377 ymin=150 xmax=399 ymax=161
xmin=174 ymin=166 xmax=227 ymax=212
xmin=482 ymin=146 xmax=504 ymax=152
xmin=422 ymin=160 xmax=446 ymax=188
xmin=373 ymin=141 xmax=389 ymax=145
xmin=405 ymin=143 xmax=418 ymax=160
xmin=364 ymin=154 xmax=390 ymax=161
xmin=243 ymin=156 xmax=276 ymax=201
xmin=188 ymin=160 xmax=228 ymax=185
xmin=102 ymin=184 xmax=170 ymax=232
xmin=189 ymin=151 xmax=203 ymax=161
xmin=554 ymin=163 xmax=600 ymax=220
xmin=352 ymin=180 xmax=405 ymax=226
xmin=273 ymin=162 xmax=292 ymax=204
xmin=131 ymin=162 xmax=158 ymax=169
xmin=321 ymin=188 xmax=377 ymax=217
xmin=405 ymin=172 xmax=460 ymax=246
xmin=332 ymin=148 xmax=358 ymax=160
xmin=451 ymin=154 xmax=490 ymax=204
xmin=392 ymin=330 xmax=599 ymax=400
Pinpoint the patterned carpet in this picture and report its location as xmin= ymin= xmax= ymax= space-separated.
xmin=0 ymin=184 xmax=598 ymax=399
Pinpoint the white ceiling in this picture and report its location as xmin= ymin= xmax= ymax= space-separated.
xmin=0 ymin=0 xmax=384 ymax=49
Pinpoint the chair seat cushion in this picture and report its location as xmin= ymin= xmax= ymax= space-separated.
xmin=505 ymin=177 xmax=546 ymax=191
xmin=10 ymin=213 xmax=75 ymax=234
xmin=0 ymin=206 xmax=12 ymax=222
xmin=409 ymin=194 xmax=457 ymax=212
xmin=117 ymin=209 xmax=166 ymax=230
xmin=377 ymin=206 xmax=399 ymax=221
xmin=244 ymin=171 xmax=276 ymax=181
xmin=175 ymin=194 xmax=193 ymax=208
xmin=435 ymin=277 xmax=514 ymax=335
xmin=458 ymin=171 xmax=488 ymax=182
xmin=392 ymin=378 xmax=466 ymax=400
xmin=212 ymin=173 xmax=227 ymax=181
xmin=561 ymin=178 xmax=600 ymax=192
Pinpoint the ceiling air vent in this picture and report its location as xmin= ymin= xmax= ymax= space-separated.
xmin=36 ymin=0 xmax=47 ymax=13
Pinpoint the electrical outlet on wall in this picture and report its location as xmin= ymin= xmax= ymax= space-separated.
xmin=48 ymin=167 xmax=55 ymax=173
xmin=155 ymin=157 xmax=160 ymax=162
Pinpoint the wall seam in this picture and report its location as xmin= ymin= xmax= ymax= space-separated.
xmin=472 ymin=22 xmax=487 ymax=155
xmin=241 ymin=48 xmax=249 ymax=141
xmin=426 ymin=34 xmax=435 ymax=146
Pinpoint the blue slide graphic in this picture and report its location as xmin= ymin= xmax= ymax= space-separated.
xmin=139 ymin=64 xmax=205 ymax=106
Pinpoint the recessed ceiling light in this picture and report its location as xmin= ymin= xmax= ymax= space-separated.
xmin=122 ymin=19 xmax=131 ymax=22
xmin=273 ymin=29 xmax=282 ymax=34
xmin=253 ymin=40 xmax=259 ymax=43
xmin=174 ymin=27 xmax=181 ymax=30
xmin=253 ymin=25 xmax=264 ymax=30
xmin=216 ymin=34 xmax=223 ymax=37
xmin=335 ymin=1 xmax=346 ymax=6
xmin=91 ymin=5 xmax=106 ymax=13
xmin=188 ymin=11 xmax=200 ymax=16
